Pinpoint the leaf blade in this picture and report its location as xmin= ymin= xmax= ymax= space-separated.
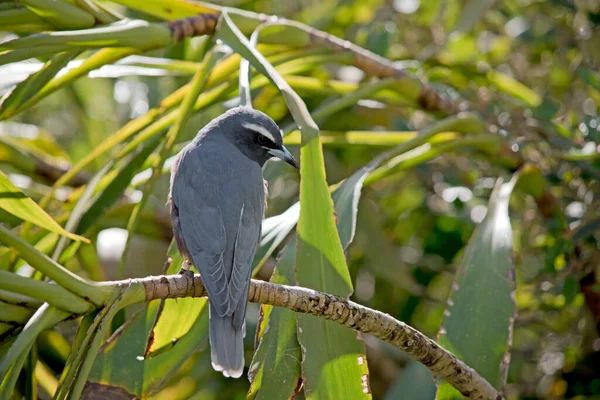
xmin=0 ymin=170 xmax=88 ymax=242
xmin=436 ymin=175 xmax=518 ymax=398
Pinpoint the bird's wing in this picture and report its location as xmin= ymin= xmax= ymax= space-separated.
xmin=176 ymin=183 xmax=231 ymax=316
xmin=229 ymin=204 xmax=261 ymax=311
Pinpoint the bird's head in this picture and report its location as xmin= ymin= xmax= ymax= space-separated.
xmin=217 ymin=107 xmax=298 ymax=169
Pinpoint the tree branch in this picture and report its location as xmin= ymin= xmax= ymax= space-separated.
xmin=132 ymin=274 xmax=502 ymax=400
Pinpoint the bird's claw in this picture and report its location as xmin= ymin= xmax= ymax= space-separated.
xmin=184 ymin=270 xmax=195 ymax=278
xmin=178 ymin=267 xmax=194 ymax=278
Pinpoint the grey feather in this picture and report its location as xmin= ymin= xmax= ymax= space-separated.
xmin=209 ymin=304 xmax=244 ymax=378
xmin=168 ymin=106 xmax=298 ymax=378
xmin=229 ymin=205 xmax=260 ymax=312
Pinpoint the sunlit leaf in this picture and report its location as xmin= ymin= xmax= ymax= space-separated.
xmin=76 ymin=139 xmax=160 ymax=235
xmin=0 ymin=170 xmax=88 ymax=242
xmin=0 ymin=122 xmax=69 ymax=161
xmin=0 ymin=51 xmax=80 ymax=120
xmin=487 ymin=70 xmax=542 ymax=107
xmin=88 ymin=297 xmax=209 ymax=397
xmin=249 ymin=149 xmax=389 ymax=398
xmin=145 ymin=241 xmax=208 ymax=356
xmin=110 ymin=0 xmax=219 ymax=21
xmin=20 ymin=0 xmax=95 ymax=30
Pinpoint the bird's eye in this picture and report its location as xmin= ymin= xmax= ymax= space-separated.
xmin=257 ymin=135 xmax=270 ymax=146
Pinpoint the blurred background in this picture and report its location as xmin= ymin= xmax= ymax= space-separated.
xmin=2 ymin=0 xmax=600 ymax=399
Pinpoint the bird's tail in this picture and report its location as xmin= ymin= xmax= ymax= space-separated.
xmin=209 ymin=302 xmax=245 ymax=378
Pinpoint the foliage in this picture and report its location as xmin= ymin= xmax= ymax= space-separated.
xmin=0 ymin=0 xmax=599 ymax=399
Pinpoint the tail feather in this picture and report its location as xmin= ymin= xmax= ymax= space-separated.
xmin=209 ymin=303 xmax=244 ymax=378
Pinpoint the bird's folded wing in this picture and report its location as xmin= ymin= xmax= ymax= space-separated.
xmin=177 ymin=186 xmax=231 ymax=316
xmin=229 ymin=204 xmax=261 ymax=311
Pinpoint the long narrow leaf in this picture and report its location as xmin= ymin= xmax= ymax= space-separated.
xmin=0 ymin=304 xmax=69 ymax=393
xmin=7 ymin=48 xmax=136 ymax=118
xmin=0 ymin=51 xmax=80 ymax=120
xmin=436 ymin=175 xmax=518 ymax=398
xmin=249 ymin=146 xmax=391 ymax=398
xmin=20 ymin=0 xmax=95 ymax=30
xmin=0 ymin=170 xmax=88 ymax=242
xmin=76 ymin=139 xmax=159 ymax=235
xmin=51 ymin=162 xmax=113 ymax=261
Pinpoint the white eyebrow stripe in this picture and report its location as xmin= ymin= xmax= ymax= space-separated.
xmin=242 ymin=122 xmax=277 ymax=143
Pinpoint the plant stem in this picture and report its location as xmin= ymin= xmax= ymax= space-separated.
xmin=0 ymin=271 xmax=92 ymax=313
xmin=0 ymin=225 xmax=113 ymax=306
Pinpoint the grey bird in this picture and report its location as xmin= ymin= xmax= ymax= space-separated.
xmin=168 ymin=107 xmax=298 ymax=378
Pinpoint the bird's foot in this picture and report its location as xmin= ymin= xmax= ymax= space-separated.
xmin=178 ymin=267 xmax=195 ymax=279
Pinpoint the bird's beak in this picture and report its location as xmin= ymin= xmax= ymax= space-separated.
xmin=268 ymin=146 xmax=298 ymax=169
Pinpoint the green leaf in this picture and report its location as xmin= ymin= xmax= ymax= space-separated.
xmin=0 ymin=304 xmax=69 ymax=396
xmin=562 ymin=276 xmax=579 ymax=305
xmin=331 ymin=154 xmax=387 ymax=248
xmin=0 ymin=301 xmax=34 ymax=323
xmin=0 ymin=170 xmax=88 ymax=242
xmin=578 ymin=66 xmax=600 ymax=92
xmin=486 ymin=70 xmax=542 ymax=107
xmin=436 ymin=175 xmax=518 ymax=399
xmin=0 ymin=121 xmax=70 ymax=161
xmin=0 ymin=51 xmax=81 ymax=121
xmin=76 ymin=139 xmax=159 ymax=235
xmin=52 ymin=162 xmax=113 ymax=262
xmin=0 ymin=8 xmax=53 ymax=32
xmin=0 ymin=270 xmax=91 ymax=314
xmin=2 ymin=19 xmax=172 ymax=51
xmin=0 ymin=225 xmax=108 ymax=306
xmin=11 ymin=48 xmax=136 ymax=117
xmin=295 ymin=154 xmax=390 ymax=399
xmin=88 ymin=298 xmax=210 ymax=397
xmin=364 ymin=134 xmax=502 ymax=185
xmin=0 ymin=46 xmax=71 ymax=67
xmin=110 ymin=0 xmax=218 ymax=20
xmin=144 ymin=241 xmax=208 ymax=357
xmin=283 ymin=130 xmax=459 ymax=148
xmin=249 ymin=149 xmax=389 ymax=398
xmin=20 ymin=0 xmax=95 ymax=30
xmin=88 ymin=241 xmax=209 ymax=397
